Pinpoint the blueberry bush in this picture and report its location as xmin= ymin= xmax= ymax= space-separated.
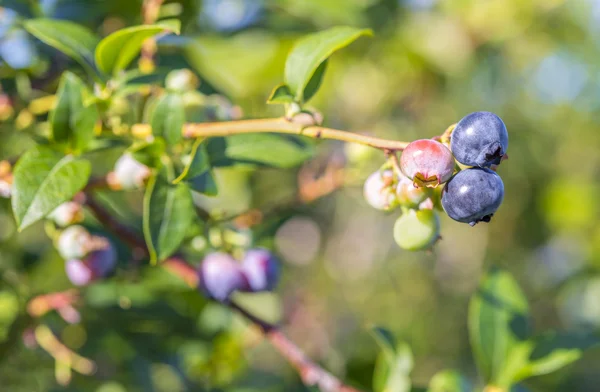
xmin=1 ymin=1 xmax=600 ymax=392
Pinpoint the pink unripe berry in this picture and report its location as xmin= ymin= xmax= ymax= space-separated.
xmin=65 ymin=259 xmax=93 ymax=286
xmin=396 ymin=176 xmax=429 ymax=208
xmin=0 ymin=179 xmax=11 ymax=198
xmin=198 ymin=252 xmax=248 ymax=302
xmin=57 ymin=225 xmax=93 ymax=260
xmin=363 ymin=169 xmax=397 ymax=210
xmin=109 ymin=153 xmax=151 ymax=190
xmin=400 ymin=139 xmax=455 ymax=188
xmin=64 ymin=241 xmax=117 ymax=286
xmin=241 ymin=248 xmax=280 ymax=292
xmin=48 ymin=201 xmax=84 ymax=227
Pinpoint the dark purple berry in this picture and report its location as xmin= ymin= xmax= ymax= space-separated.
xmin=241 ymin=249 xmax=280 ymax=292
xmin=86 ymin=244 xmax=117 ymax=277
xmin=450 ymin=111 xmax=508 ymax=168
xmin=198 ymin=252 xmax=248 ymax=302
xmin=441 ymin=168 xmax=504 ymax=226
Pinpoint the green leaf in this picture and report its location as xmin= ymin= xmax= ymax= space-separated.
xmin=284 ymin=26 xmax=372 ymax=102
xmin=468 ymin=268 xmax=530 ymax=387
xmin=143 ymin=168 xmax=195 ymax=264
xmin=302 ymin=59 xmax=328 ymax=103
xmin=12 ymin=146 xmax=91 ymax=230
xmin=150 ymin=93 xmax=185 ymax=145
xmin=174 ymin=139 xmax=217 ymax=196
xmin=370 ymin=326 xmax=398 ymax=359
xmin=427 ymin=370 xmax=472 ymax=392
xmin=370 ymin=326 xmax=413 ymax=392
xmin=23 ymin=18 xmax=99 ymax=77
xmin=207 ymin=134 xmax=314 ymax=168
xmin=129 ymin=139 xmax=166 ymax=168
xmin=513 ymin=333 xmax=600 ymax=382
xmin=267 ymin=84 xmax=295 ymax=104
xmin=95 ymin=20 xmax=181 ymax=75
xmin=49 ymin=71 xmax=96 ymax=152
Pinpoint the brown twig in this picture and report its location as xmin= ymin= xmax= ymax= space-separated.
xmin=83 ymin=193 xmax=362 ymax=392
xmin=140 ymin=0 xmax=165 ymax=71
xmin=133 ymin=117 xmax=409 ymax=151
xmin=83 ymin=193 xmax=148 ymax=257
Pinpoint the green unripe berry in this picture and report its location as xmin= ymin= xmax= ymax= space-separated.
xmin=396 ymin=176 xmax=429 ymax=208
xmin=393 ymin=209 xmax=440 ymax=251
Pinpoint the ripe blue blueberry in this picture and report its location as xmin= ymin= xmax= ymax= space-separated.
xmin=241 ymin=248 xmax=280 ymax=292
xmin=198 ymin=252 xmax=248 ymax=302
xmin=450 ymin=111 xmax=508 ymax=168
xmin=441 ymin=168 xmax=504 ymax=226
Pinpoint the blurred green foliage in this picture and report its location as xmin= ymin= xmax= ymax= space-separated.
xmin=2 ymin=0 xmax=600 ymax=391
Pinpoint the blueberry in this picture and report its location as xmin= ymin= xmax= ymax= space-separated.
xmin=441 ymin=168 xmax=504 ymax=225
xmin=64 ymin=242 xmax=117 ymax=286
xmin=198 ymin=252 xmax=248 ymax=302
xmin=450 ymin=111 xmax=508 ymax=167
xmin=240 ymin=248 xmax=280 ymax=292
xmin=86 ymin=244 xmax=117 ymax=277
xmin=400 ymin=139 xmax=455 ymax=187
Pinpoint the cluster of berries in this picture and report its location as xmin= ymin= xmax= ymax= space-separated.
xmin=54 ymin=214 xmax=117 ymax=286
xmin=198 ymin=249 xmax=280 ymax=302
xmin=364 ymin=111 xmax=508 ymax=250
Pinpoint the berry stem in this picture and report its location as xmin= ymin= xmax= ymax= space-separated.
xmin=135 ymin=117 xmax=408 ymax=151
xmin=81 ymin=191 xmax=363 ymax=392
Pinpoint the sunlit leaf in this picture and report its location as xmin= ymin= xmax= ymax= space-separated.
xmin=513 ymin=332 xmax=600 ymax=382
xmin=427 ymin=370 xmax=472 ymax=392
xmin=370 ymin=326 xmax=413 ymax=392
xmin=284 ymin=26 xmax=372 ymax=102
xmin=95 ymin=20 xmax=181 ymax=75
xmin=23 ymin=18 xmax=99 ymax=77
xmin=468 ymin=268 xmax=530 ymax=386
xmin=267 ymin=84 xmax=295 ymax=104
xmin=207 ymin=134 xmax=314 ymax=168
xmin=12 ymin=146 xmax=90 ymax=230
xmin=49 ymin=71 xmax=96 ymax=152
xmin=150 ymin=93 xmax=185 ymax=145
xmin=143 ymin=167 xmax=195 ymax=264
xmin=174 ymin=139 xmax=217 ymax=196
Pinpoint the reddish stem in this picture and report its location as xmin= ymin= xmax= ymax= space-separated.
xmin=84 ymin=193 xmax=362 ymax=392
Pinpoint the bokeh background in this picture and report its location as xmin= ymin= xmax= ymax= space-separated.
xmin=2 ymin=0 xmax=600 ymax=391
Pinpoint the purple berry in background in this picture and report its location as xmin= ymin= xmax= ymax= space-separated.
xmin=86 ymin=243 xmax=117 ymax=277
xmin=450 ymin=111 xmax=508 ymax=168
xmin=198 ymin=252 xmax=248 ymax=302
xmin=400 ymin=139 xmax=455 ymax=187
xmin=241 ymin=248 xmax=280 ymax=292
xmin=363 ymin=169 xmax=397 ymax=210
xmin=441 ymin=167 xmax=504 ymax=226
xmin=64 ymin=242 xmax=117 ymax=286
